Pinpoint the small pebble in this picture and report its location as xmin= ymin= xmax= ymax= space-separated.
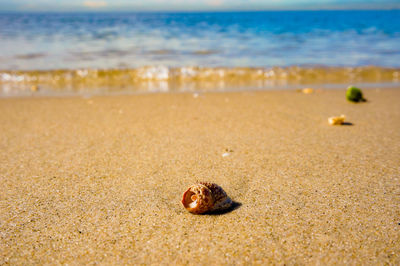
xmin=346 ymin=86 xmax=366 ymax=102
xmin=302 ymin=88 xmax=314 ymax=94
xmin=31 ymin=85 xmax=39 ymax=92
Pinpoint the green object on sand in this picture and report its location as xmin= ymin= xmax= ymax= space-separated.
xmin=346 ymin=86 xmax=366 ymax=102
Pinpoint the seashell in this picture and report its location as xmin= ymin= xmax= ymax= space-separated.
xmin=30 ymin=85 xmax=39 ymax=92
xmin=302 ymin=88 xmax=314 ymax=94
xmin=296 ymin=88 xmax=314 ymax=94
xmin=181 ymin=182 xmax=232 ymax=214
xmin=328 ymin=114 xmax=346 ymax=125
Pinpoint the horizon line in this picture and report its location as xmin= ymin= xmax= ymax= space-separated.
xmin=0 ymin=7 xmax=399 ymax=13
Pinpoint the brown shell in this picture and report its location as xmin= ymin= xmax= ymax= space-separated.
xmin=181 ymin=182 xmax=232 ymax=214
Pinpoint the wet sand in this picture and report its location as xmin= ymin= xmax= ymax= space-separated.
xmin=0 ymin=89 xmax=399 ymax=264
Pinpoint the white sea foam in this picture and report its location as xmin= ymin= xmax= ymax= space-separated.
xmin=138 ymin=66 xmax=169 ymax=80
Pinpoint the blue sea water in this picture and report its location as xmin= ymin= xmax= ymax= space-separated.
xmin=0 ymin=10 xmax=399 ymax=70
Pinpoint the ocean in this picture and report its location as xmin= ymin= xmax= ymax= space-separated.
xmin=0 ymin=10 xmax=399 ymax=95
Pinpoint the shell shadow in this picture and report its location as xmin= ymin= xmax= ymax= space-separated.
xmin=341 ymin=122 xmax=354 ymax=126
xmin=206 ymin=201 xmax=242 ymax=215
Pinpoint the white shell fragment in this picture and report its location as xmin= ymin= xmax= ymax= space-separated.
xmin=181 ymin=182 xmax=232 ymax=214
xmin=222 ymin=148 xmax=233 ymax=157
xmin=328 ymin=115 xmax=346 ymax=125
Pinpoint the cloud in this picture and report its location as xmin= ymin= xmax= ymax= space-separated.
xmin=83 ymin=0 xmax=107 ymax=8
xmin=206 ymin=0 xmax=224 ymax=6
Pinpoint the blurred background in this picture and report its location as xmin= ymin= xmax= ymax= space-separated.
xmin=0 ymin=0 xmax=399 ymax=95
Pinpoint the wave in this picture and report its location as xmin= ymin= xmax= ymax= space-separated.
xmin=1 ymin=66 xmax=399 ymax=95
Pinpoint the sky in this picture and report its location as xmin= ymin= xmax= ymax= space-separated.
xmin=0 ymin=0 xmax=399 ymax=12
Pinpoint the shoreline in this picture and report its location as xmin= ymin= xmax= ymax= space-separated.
xmin=1 ymin=84 xmax=399 ymax=99
xmin=1 ymin=66 xmax=399 ymax=96
xmin=1 ymin=88 xmax=399 ymax=264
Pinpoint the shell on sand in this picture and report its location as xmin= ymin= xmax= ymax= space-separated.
xmin=296 ymin=88 xmax=314 ymax=94
xmin=302 ymin=88 xmax=314 ymax=94
xmin=181 ymin=182 xmax=232 ymax=214
xmin=328 ymin=114 xmax=346 ymax=125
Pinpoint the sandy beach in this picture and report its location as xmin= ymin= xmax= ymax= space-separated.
xmin=0 ymin=88 xmax=399 ymax=264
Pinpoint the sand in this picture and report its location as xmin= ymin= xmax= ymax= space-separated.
xmin=0 ymin=89 xmax=399 ymax=264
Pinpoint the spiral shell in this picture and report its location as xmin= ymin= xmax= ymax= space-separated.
xmin=181 ymin=182 xmax=232 ymax=214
